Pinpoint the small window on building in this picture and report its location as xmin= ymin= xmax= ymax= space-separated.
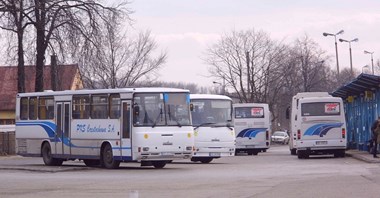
xmin=109 ymin=94 xmax=121 ymax=119
xmin=91 ymin=94 xmax=108 ymax=119
xmin=38 ymin=97 xmax=54 ymax=120
xmin=72 ymin=95 xmax=90 ymax=119
xmin=5 ymin=119 xmax=15 ymax=125
xmin=20 ymin=97 xmax=28 ymax=120
xmin=29 ymin=97 xmax=38 ymax=120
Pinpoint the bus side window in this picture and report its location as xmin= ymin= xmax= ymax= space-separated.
xmin=20 ymin=97 xmax=28 ymax=120
xmin=38 ymin=97 xmax=54 ymax=120
xmin=109 ymin=94 xmax=121 ymax=119
xmin=72 ymin=95 xmax=90 ymax=119
xmin=285 ymin=106 xmax=290 ymax=119
xmin=91 ymin=94 xmax=108 ymax=119
xmin=29 ymin=97 xmax=38 ymax=120
xmin=123 ymin=103 xmax=130 ymax=138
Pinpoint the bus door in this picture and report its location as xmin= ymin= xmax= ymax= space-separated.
xmin=55 ymin=102 xmax=71 ymax=155
xmin=121 ymin=101 xmax=132 ymax=157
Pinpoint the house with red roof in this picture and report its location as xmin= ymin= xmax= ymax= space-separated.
xmin=0 ymin=64 xmax=83 ymax=124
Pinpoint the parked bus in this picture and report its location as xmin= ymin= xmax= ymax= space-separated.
xmin=15 ymin=88 xmax=194 ymax=169
xmin=190 ymin=94 xmax=235 ymax=163
xmin=233 ymin=103 xmax=271 ymax=155
xmin=287 ymin=92 xmax=346 ymax=159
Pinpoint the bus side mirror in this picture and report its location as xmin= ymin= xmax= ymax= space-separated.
xmin=134 ymin=105 xmax=140 ymax=116
xmin=190 ymin=103 xmax=194 ymax=111
xmin=285 ymin=106 xmax=290 ymax=119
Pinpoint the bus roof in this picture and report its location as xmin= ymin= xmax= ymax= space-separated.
xmin=299 ymin=96 xmax=343 ymax=103
xmin=17 ymin=87 xmax=190 ymax=97
xmin=293 ymin=92 xmax=331 ymax=99
xmin=190 ymin=94 xmax=232 ymax=100
xmin=233 ymin=103 xmax=269 ymax=108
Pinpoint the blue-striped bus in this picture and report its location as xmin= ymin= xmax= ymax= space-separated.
xmin=16 ymin=88 xmax=194 ymax=169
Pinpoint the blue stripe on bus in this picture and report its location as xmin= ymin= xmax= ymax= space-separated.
xmin=16 ymin=121 xmax=57 ymax=141
xmin=16 ymin=122 xmax=131 ymax=149
xmin=237 ymin=128 xmax=267 ymax=138
xmin=303 ymin=123 xmax=343 ymax=137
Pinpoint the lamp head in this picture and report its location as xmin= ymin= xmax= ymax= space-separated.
xmin=364 ymin=50 xmax=373 ymax=54
xmin=336 ymin=30 xmax=344 ymax=35
xmin=352 ymin=38 xmax=359 ymax=42
xmin=323 ymin=32 xmax=331 ymax=37
xmin=338 ymin=38 xmax=347 ymax=42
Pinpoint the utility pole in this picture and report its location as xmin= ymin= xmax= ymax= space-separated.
xmin=246 ymin=51 xmax=250 ymax=101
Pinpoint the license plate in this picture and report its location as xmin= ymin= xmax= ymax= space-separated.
xmin=209 ymin=152 xmax=220 ymax=157
xmin=246 ymin=145 xmax=255 ymax=148
xmin=316 ymin=141 xmax=327 ymax=145
xmin=161 ymin=152 xmax=174 ymax=156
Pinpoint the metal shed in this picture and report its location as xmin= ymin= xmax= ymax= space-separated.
xmin=332 ymin=73 xmax=380 ymax=151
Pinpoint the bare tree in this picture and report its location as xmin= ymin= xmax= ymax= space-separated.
xmin=77 ymin=15 xmax=167 ymax=89
xmin=18 ymin=0 xmax=129 ymax=91
xmin=205 ymin=29 xmax=283 ymax=102
xmin=0 ymin=0 xmax=32 ymax=93
xmin=290 ymin=35 xmax=329 ymax=92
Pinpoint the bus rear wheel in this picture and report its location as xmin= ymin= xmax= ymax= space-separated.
xmin=200 ymin=158 xmax=213 ymax=164
xmin=83 ymin=159 xmax=100 ymax=167
xmin=297 ymin=150 xmax=309 ymax=159
xmin=101 ymin=144 xmax=120 ymax=169
xmin=152 ymin=161 xmax=167 ymax=169
xmin=248 ymin=150 xmax=259 ymax=155
xmin=42 ymin=143 xmax=63 ymax=166
xmin=334 ymin=150 xmax=345 ymax=158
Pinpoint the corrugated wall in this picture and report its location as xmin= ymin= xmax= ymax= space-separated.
xmin=345 ymin=90 xmax=380 ymax=151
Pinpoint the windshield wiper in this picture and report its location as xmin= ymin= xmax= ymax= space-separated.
xmin=194 ymin=122 xmax=216 ymax=130
xmin=225 ymin=122 xmax=233 ymax=130
xmin=168 ymin=106 xmax=182 ymax=128
xmin=152 ymin=109 xmax=163 ymax=128
xmin=209 ymin=120 xmax=234 ymax=130
xmin=172 ymin=117 xmax=182 ymax=128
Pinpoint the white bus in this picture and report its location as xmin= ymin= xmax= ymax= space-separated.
xmin=288 ymin=92 xmax=346 ymax=159
xmin=15 ymin=88 xmax=194 ymax=169
xmin=190 ymin=94 xmax=235 ymax=163
xmin=233 ymin=103 xmax=271 ymax=155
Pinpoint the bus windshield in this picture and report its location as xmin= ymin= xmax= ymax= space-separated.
xmin=301 ymin=102 xmax=340 ymax=116
xmin=191 ymin=99 xmax=232 ymax=126
xmin=234 ymin=107 xmax=264 ymax=119
xmin=133 ymin=93 xmax=191 ymax=127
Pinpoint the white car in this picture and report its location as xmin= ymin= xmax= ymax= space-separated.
xmin=271 ymin=131 xmax=289 ymax=144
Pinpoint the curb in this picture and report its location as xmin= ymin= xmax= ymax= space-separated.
xmin=346 ymin=152 xmax=380 ymax=163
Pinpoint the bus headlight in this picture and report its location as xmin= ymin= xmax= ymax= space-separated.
xmin=143 ymin=147 xmax=149 ymax=152
xmin=187 ymin=133 xmax=192 ymax=138
xmin=144 ymin=134 xmax=149 ymax=139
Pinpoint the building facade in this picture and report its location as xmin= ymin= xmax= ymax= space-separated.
xmin=0 ymin=64 xmax=83 ymax=125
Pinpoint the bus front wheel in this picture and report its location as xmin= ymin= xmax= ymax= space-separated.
xmin=41 ymin=143 xmax=63 ymax=166
xmin=101 ymin=144 xmax=120 ymax=169
xmin=152 ymin=161 xmax=167 ymax=169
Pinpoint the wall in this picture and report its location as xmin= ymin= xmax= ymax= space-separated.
xmin=345 ymin=90 xmax=379 ymax=151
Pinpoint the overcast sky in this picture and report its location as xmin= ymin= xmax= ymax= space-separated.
xmin=130 ymin=0 xmax=380 ymax=87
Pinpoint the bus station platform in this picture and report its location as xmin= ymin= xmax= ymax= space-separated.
xmin=346 ymin=149 xmax=380 ymax=163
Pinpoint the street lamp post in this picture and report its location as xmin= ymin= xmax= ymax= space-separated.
xmin=362 ymin=65 xmax=369 ymax=73
xmin=339 ymin=38 xmax=359 ymax=76
xmin=213 ymin=79 xmax=226 ymax=95
xmin=364 ymin=50 xmax=374 ymax=75
xmin=323 ymin=30 xmax=344 ymax=76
